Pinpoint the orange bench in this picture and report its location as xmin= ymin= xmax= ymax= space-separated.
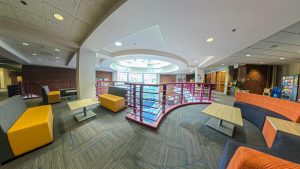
xmin=227 ymin=147 xmax=300 ymax=169
xmin=235 ymin=92 xmax=300 ymax=123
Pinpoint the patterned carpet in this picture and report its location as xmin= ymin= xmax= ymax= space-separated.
xmin=1 ymin=94 xmax=266 ymax=169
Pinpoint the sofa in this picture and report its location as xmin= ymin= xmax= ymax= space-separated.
xmin=219 ymin=92 xmax=300 ymax=169
xmin=0 ymin=95 xmax=53 ymax=163
xmin=98 ymin=87 xmax=126 ymax=112
xmin=41 ymin=86 xmax=61 ymax=104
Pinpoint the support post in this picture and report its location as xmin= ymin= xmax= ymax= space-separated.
xmin=162 ymin=84 xmax=167 ymax=114
xmin=140 ymin=84 xmax=143 ymax=122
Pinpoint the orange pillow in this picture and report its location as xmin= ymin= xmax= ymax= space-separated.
xmin=227 ymin=147 xmax=300 ymax=169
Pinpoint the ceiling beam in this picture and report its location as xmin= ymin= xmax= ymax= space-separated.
xmin=0 ymin=40 xmax=31 ymax=64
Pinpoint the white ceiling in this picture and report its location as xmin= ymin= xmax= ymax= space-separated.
xmin=0 ymin=0 xmax=125 ymax=68
xmin=211 ymin=21 xmax=300 ymax=67
xmin=83 ymin=0 xmax=300 ymax=72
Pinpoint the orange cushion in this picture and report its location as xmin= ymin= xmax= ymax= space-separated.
xmin=235 ymin=92 xmax=300 ymax=123
xmin=227 ymin=147 xmax=300 ymax=169
xmin=262 ymin=119 xmax=277 ymax=148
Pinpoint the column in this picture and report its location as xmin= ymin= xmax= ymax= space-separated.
xmin=76 ymin=48 xmax=96 ymax=99
xmin=195 ymin=68 xmax=205 ymax=82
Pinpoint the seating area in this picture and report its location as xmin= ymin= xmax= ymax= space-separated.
xmin=0 ymin=0 xmax=300 ymax=168
xmin=219 ymin=92 xmax=300 ymax=168
xmin=0 ymin=95 xmax=53 ymax=163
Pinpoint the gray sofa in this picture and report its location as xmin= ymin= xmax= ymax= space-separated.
xmin=0 ymin=95 xmax=27 ymax=163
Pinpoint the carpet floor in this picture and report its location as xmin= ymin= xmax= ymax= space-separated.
xmin=1 ymin=94 xmax=266 ymax=169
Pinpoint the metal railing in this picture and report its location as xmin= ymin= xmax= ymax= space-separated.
xmin=96 ymin=81 xmax=213 ymax=129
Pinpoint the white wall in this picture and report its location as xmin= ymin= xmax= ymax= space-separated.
xmin=76 ymin=48 xmax=96 ymax=99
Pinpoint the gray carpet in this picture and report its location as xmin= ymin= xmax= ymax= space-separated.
xmin=0 ymin=94 xmax=266 ymax=169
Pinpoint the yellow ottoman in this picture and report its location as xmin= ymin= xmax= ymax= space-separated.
xmin=99 ymin=94 xmax=125 ymax=112
xmin=48 ymin=91 xmax=61 ymax=104
xmin=7 ymin=105 xmax=53 ymax=156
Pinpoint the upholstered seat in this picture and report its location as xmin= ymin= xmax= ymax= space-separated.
xmin=7 ymin=105 xmax=53 ymax=156
xmin=227 ymin=147 xmax=300 ymax=169
xmin=41 ymin=86 xmax=61 ymax=104
xmin=99 ymin=94 xmax=125 ymax=112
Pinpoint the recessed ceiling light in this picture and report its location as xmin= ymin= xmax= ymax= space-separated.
xmin=246 ymin=54 xmax=251 ymax=57
xmin=206 ymin=37 xmax=214 ymax=42
xmin=54 ymin=14 xmax=64 ymax=21
xmin=114 ymin=41 xmax=122 ymax=47
xmin=32 ymin=53 xmax=37 ymax=56
xmin=54 ymin=48 xmax=60 ymax=52
xmin=22 ymin=42 xmax=29 ymax=46
xmin=194 ymin=60 xmax=198 ymax=63
xmin=280 ymin=57 xmax=285 ymax=60
xmin=56 ymin=56 xmax=59 ymax=59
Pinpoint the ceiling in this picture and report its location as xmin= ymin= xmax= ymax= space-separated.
xmin=83 ymin=0 xmax=300 ymax=73
xmin=0 ymin=0 xmax=125 ymax=67
xmin=211 ymin=21 xmax=300 ymax=68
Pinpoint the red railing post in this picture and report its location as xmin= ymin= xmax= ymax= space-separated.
xmin=180 ymin=83 xmax=183 ymax=104
xmin=208 ymin=84 xmax=212 ymax=101
xmin=139 ymin=84 xmax=143 ymax=122
xmin=133 ymin=84 xmax=136 ymax=118
xmin=162 ymin=84 xmax=167 ymax=114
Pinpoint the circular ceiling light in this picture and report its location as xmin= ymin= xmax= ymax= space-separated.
xmin=56 ymin=56 xmax=60 ymax=59
xmin=280 ymin=57 xmax=285 ymax=60
xmin=194 ymin=60 xmax=198 ymax=63
xmin=54 ymin=14 xmax=64 ymax=21
xmin=54 ymin=48 xmax=60 ymax=52
xmin=32 ymin=53 xmax=37 ymax=56
xmin=22 ymin=42 xmax=29 ymax=46
xmin=206 ymin=37 xmax=214 ymax=42
xmin=114 ymin=42 xmax=122 ymax=47
xmin=246 ymin=54 xmax=251 ymax=57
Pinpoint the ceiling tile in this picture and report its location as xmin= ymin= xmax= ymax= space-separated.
xmin=69 ymin=18 xmax=92 ymax=42
xmin=264 ymin=32 xmax=300 ymax=45
xmin=284 ymin=22 xmax=300 ymax=34
xmin=0 ymin=2 xmax=17 ymax=19
xmin=45 ymin=19 xmax=69 ymax=37
xmin=14 ymin=8 xmax=46 ymax=31
xmin=8 ymin=0 xmax=44 ymax=17
xmin=44 ymin=0 xmax=80 ymax=16
xmin=75 ymin=1 xmax=98 ymax=25
xmin=43 ymin=2 xmax=74 ymax=27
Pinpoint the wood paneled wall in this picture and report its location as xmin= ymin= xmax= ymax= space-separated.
xmin=96 ymin=71 xmax=112 ymax=81
xmin=238 ymin=64 xmax=272 ymax=94
xmin=281 ymin=63 xmax=300 ymax=75
xmin=160 ymin=74 xmax=176 ymax=83
xmin=22 ymin=65 xmax=76 ymax=90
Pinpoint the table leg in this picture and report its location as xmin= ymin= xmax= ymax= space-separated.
xmin=83 ymin=107 xmax=87 ymax=116
xmin=218 ymin=119 xmax=223 ymax=127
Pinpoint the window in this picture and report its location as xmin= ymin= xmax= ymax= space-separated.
xmin=129 ymin=73 xmax=143 ymax=83
xmin=144 ymin=74 xmax=157 ymax=84
xmin=117 ymin=72 xmax=158 ymax=84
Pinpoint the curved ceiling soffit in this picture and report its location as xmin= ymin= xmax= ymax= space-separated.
xmin=112 ymin=49 xmax=189 ymax=66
